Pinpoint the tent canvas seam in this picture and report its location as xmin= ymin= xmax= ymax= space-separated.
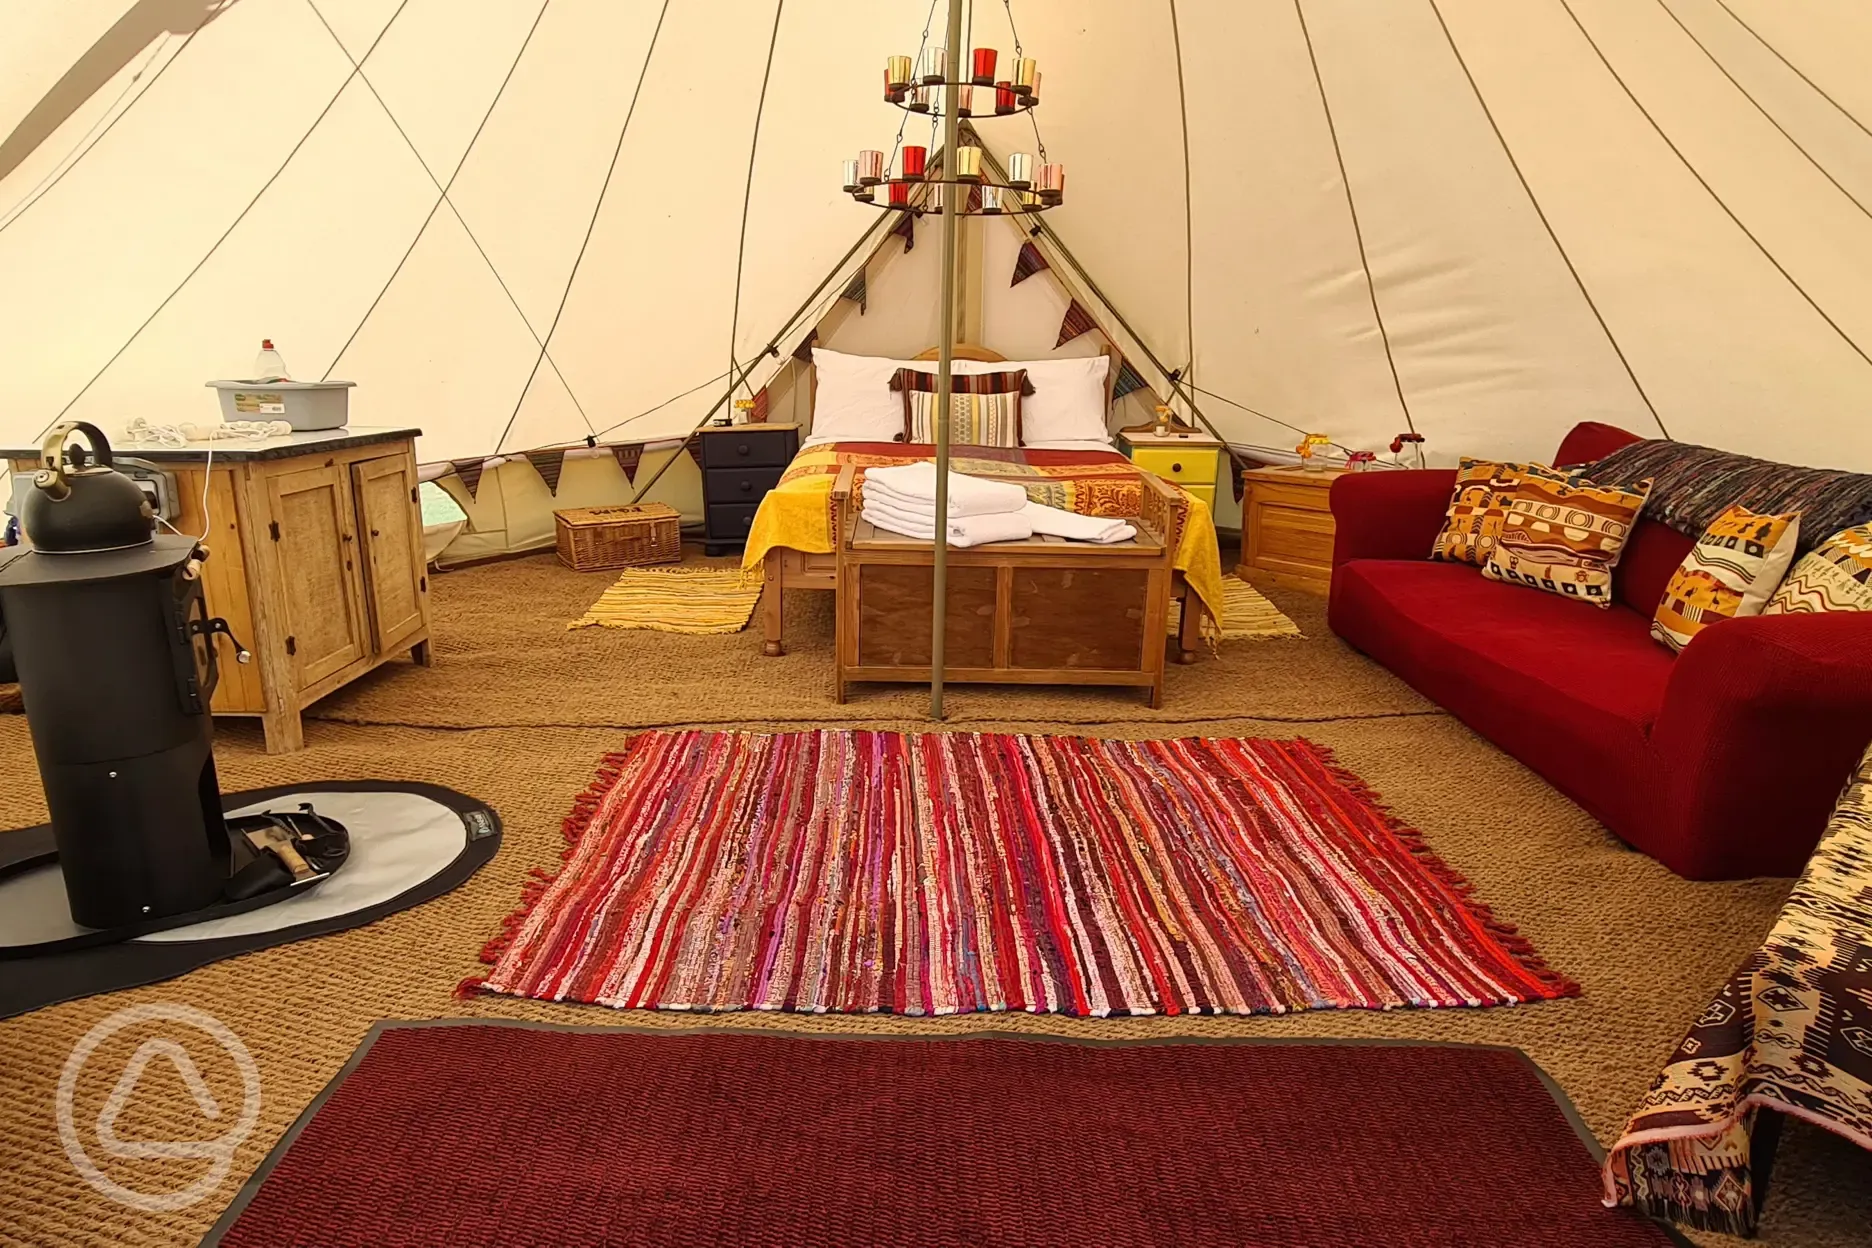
xmin=1424 ymin=0 xmax=1672 ymax=440
xmin=47 ymin=0 xmax=416 ymax=432
xmin=1558 ymin=0 xmax=1872 ymax=372
xmin=493 ymin=0 xmax=673 ymax=455
xmin=1293 ymin=0 xmax=1416 ymax=436
xmin=1655 ymin=0 xmax=1871 ymax=224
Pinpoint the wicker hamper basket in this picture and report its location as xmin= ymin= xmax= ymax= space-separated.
xmin=554 ymin=503 xmax=682 ymax=571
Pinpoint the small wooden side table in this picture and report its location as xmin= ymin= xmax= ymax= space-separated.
xmin=1238 ymin=464 xmax=1348 ymax=594
xmin=1117 ymin=426 xmax=1223 ymax=516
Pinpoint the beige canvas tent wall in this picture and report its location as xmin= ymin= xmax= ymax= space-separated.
xmin=5 ymin=0 xmax=1872 ymax=560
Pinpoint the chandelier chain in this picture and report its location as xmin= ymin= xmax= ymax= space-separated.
xmin=999 ymin=0 xmax=1046 ymax=161
xmin=888 ymin=0 xmax=944 ymax=173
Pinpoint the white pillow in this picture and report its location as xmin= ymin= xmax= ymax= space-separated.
xmin=808 ymin=348 xmax=908 ymax=442
xmin=956 ymin=355 xmax=1110 ymax=446
xmin=808 ymin=348 xmax=1110 ymax=447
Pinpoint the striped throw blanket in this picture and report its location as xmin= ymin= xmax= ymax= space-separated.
xmin=1590 ymin=439 xmax=1872 ymax=556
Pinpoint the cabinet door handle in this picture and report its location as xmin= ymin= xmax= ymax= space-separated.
xmin=739 ymin=480 xmax=753 ymax=492
xmin=736 ymin=444 xmax=750 ymax=456
xmin=370 ymin=528 xmax=380 ymax=537
xmin=1171 ymin=462 xmax=1183 ymax=474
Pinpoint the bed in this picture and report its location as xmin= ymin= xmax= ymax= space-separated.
xmin=740 ymin=345 xmax=1226 ymax=662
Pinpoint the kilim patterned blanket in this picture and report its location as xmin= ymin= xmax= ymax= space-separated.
xmin=740 ymin=441 xmax=1227 ymax=620
xmin=1590 ymin=438 xmax=1872 ymax=557
xmin=1603 ymin=741 xmax=1872 ymax=1235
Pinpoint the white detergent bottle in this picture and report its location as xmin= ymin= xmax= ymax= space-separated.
xmin=253 ymin=339 xmax=290 ymax=383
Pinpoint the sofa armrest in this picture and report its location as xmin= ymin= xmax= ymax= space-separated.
xmin=1329 ymin=468 xmax=1456 ymax=568
xmin=1651 ymin=611 xmax=1872 ymax=877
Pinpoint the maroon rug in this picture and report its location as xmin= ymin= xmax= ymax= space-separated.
xmin=206 ymin=1024 xmax=1680 ymax=1247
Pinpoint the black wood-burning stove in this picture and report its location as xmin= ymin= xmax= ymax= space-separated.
xmin=0 ymin=423 xmax=345 ymax=941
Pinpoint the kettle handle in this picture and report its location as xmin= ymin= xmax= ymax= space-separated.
xmin=34 ymin=421 xmax=114 ymax=502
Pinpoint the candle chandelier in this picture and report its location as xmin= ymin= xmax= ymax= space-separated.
xmin=841 ymin=27 xmax=1063 ymax=217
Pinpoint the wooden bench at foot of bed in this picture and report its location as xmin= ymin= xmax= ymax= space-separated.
xmin=756 ymin=464 xmax=1207 ymax=671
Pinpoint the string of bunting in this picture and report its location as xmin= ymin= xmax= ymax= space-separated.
xmin=1111 ymin=359 xmax=1148 ymax=400
xmin=841 ymin=270 xmax=867 ymax=314
xmin=1011 ymin=240 xmax=1048 ymax=286
xmin=449 ymin=457 xmax=486 ymax=502
xmin=612 ymin=443 xmax=641 ymax=486
xmin=891 ymin=213 xmax=915 ymax=252
xmin=1055 ymin=297 xmax=1097 ymax=348
xmin=525 ymin=448 xmax=567 ymax=495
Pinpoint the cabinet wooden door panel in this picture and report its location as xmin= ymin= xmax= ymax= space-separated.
xmin=264 ymin=464 xmax=367 ymax=687
xmin=351 ymin=456 xmax=425 ymax=653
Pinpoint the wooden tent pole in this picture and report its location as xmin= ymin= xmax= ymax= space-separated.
xmin=930 ymin=0 xmax=964 ymax=721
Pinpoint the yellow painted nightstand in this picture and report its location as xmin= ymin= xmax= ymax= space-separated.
xmin=1117 ymin=426 xmax=1223 ymax=514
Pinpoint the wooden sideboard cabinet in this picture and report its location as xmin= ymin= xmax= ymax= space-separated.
xmin=6 ymin=427 xmax=433 ymax=754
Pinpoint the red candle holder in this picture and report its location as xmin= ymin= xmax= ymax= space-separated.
xmin=995 ymin=81 xmax=1016 ymax=115
xmin=888 ymin=180 xmax=910 ymax=207
xmin=971 ymin=48 xmax=998 ymax=86
xmin=900 ymin=145 xmax=927 ymax=181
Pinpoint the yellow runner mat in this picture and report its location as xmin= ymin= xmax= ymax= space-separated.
xmin=571 ymin=567 xmax=763 ymax=635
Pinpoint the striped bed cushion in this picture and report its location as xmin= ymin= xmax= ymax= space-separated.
xmin=890 ymin=367 xmax=1027 ymax=448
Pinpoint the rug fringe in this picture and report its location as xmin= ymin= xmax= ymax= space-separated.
xmin=455 ymin=743 xmax=638 ymax=1000
xmin=1296 ymin=737 xmax=1583 ymax=1001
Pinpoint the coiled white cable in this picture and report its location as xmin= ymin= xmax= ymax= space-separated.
xmin=119 ymin=418 xmax=290 ymax=543
xmin=121 ymin=417 xmax=291 ymax=446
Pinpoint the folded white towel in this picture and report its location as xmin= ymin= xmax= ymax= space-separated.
xmin=863 ymin=462 xmax=1028 ymax=516
xmin=861 ymin=502 xmax=1034 ymax=547
xmin=1020 ymin=500 xmax=1136 ymax=545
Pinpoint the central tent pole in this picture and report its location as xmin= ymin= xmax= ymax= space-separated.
xmin=930 ymin=0 xmax=965 ymax=720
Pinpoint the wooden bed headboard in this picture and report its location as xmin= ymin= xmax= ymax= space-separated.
xmin=805 ymin=341 xmax=1123 ymax=425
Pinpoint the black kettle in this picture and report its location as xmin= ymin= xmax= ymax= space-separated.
xmin=20 ymin=422 xmax=154 ymax=554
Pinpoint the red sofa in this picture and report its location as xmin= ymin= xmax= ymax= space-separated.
xmin=1327 ymin=421 xmax=1872 ymax=880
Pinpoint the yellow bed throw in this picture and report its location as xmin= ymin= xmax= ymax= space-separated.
xmin=741 ymin=442 xmax=1228 ymax=620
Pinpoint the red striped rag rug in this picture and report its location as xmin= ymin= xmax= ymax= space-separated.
xmin=469 ymin=731 xmax=1577 ymax=1016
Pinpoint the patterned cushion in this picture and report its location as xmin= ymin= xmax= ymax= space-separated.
xmin=890 ymin=368 xmax=1028 ymax=447
xmin=1481 ymin=473 xmax=1652 ymax=607
xmin=1651 ymin=505 xmax=1802 ymax=654
xmin=1589 ymin=438 xmax=1872 ymax=558
xmin=1431 ymin=459 xmax=1590 ymax=567
xmin=1764 ymin=523 xmax=1872 ymax=616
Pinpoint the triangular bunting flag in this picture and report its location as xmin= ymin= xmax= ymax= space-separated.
xmin=842 ymin=270 xmax=867 ymax=314
xmin=1011 ymin=240 xmax=1048 ymax=286
xmin=612 ymin=443 xmax=642 ymax=486
xmin=1055 ymin=298 xmax=1097 ymax=348
xmin=793 ymin=328 xmax=818 ymax=363
xmin=892 ymin=213 xmax=915 ymax=252
xmin=751 ymin=385 xmax=771 ymax=424
xmin=450 ymin=458 xmax=485 ymax=502
xmin=525 ymin=448 xmax=567 ymax=495
xmin=1231 ymin=452 xmax=1248 ymax=504
xmin=685 ymin=436 xmax=706 ymax=469
xmin=1111 ymin=359 xmax=1149 ymax=400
